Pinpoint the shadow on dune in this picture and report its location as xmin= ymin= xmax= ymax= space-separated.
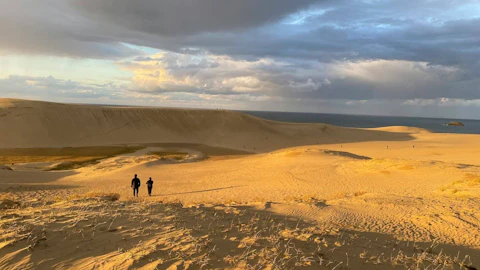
xmin=0 ymin=184 xmax=81 ymax=193
xmin=144 ymin=143 xmax=252 ymax=156
xmin=0 ymin=170 xmax=78 ymax=192
xmin=0 ymin=99 xmax=418 ymax=151
xmin=158 ymin=185 xmax=245 ymax=196
xmin=322 ymin=150 xmax=372 ymax=160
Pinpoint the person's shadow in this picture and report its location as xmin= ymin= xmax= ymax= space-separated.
xmin=152 ymin=185 xmax=244 ymax=196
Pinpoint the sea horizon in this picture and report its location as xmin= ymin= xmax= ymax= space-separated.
xmin=241 ymin=110 xmax=480 ymax=134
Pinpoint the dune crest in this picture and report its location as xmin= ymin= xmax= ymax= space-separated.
xmin=369 ymin=126 xmax=432 ymax=134
xmin=0 ymin=99 xmax=412 ymax=150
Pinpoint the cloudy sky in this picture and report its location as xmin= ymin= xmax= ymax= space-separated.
xmin=1 ymin=0 xmax=479 ymax=118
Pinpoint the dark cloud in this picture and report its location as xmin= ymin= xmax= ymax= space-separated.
xmin=2 ymin=0 xmax=479 ymax=67
xmin=0 ymin=0 xmax=142 ymax=59
xmin=73 ymin=0 xmax=320 ymax=36
xmin=1 ymin=0 xmax=480 ymax=105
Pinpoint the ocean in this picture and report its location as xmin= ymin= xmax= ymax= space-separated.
xmin=241 ymin=111 xmax=480 ymax=135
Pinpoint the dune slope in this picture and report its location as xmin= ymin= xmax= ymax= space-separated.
xmin=0 ymin=99 xmax=413 ymax=150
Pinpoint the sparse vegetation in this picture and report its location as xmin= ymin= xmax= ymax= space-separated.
xmin=0 ymin=194 xmax=20 ymax=209
xmin=455 ymin=174 xmax=480 ymax=187
xmin=439 ymin=173 xmax=480 ymax=197
xmin=0 ymin=146 xmax=142 ymax=169
xmin=149 ymin=151 xmax=189 ymax=161
xmin=47 ymin=158 xmax=109 ymax=171
xmin=327 ymin=191 xmax=368 ymax=201
xmin=353 ymin=191 xmax=367 ymax=196
xmin=0 ymin=198 xmax=476 ymax=269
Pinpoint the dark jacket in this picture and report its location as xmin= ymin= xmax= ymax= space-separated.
xmin=147 ymin=179 xmax=153 ymax=188
xmin=131 ymin=177 xmax=141 ymax=188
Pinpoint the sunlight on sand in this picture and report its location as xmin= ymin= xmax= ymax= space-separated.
xmin=1 ymin=99 xmax=480 ymax=269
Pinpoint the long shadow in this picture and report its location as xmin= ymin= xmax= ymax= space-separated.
xmin=0 ymin=170 xmax=77 ymax=184
xmin=322 ymin=149 xmax=372 ymax=160
xmin=144 ymin=143 xmax=251 ymax=156
xmin=158 ymin=185 xmax=244 ymax=196
xmin=0 ymin=184 xmax=81 ymax=193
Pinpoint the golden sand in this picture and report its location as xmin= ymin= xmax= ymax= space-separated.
xmin=1 ymin=99 xmax=479 ymax=269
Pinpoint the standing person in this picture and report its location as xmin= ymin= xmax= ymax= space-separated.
xmin=146 ymin=177 xmax=154 ymax=196
xmin=131 ymin=174 xmax=141 ymax=197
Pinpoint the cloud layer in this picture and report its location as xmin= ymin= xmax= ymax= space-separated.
xmin=120 ymin=52 xmax=478 ymax=100
xmin=1 ymin=0 xmax=480 ymax=117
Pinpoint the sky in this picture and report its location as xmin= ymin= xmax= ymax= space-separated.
xmin=1 ymin=0 xmax=480 ymax=118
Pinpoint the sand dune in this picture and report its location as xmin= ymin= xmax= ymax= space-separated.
xmin=1 ymin=99 xmax=480 ymax=269
xmin=0 ymin=98 xmax=413 ymax=150
xmin=369 ymin=126 xmax=432 ymax=134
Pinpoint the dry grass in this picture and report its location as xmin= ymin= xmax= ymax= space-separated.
xmin=284 ymin=151 xmax=303 ymax=157
xmin=149 ymin=151 xmax=189 ymax=160
xmin=0 ymin=193 xmax=20 ymax=210
xmin=439 ymin=173 xmax=480 ymax=197
xmin=286 ymin=192 xmax=368 ymax=204
xmin=0 ymin=146 xmax=142 ymax=165
xmin=1 ymin=155 xmax=99 ymax=164
xmin=327 ymin=191 xmax=368 ymax=201
xmin=353 ymin=190 xmax=367 ymax=197
xmin=285 ymin=194 xmax=324 ymax=203
xmin=46 ymin=157 xmax=107 ymax=171
xmin=1 ymin=198 xmax=476 ymax=269
xmin=455 ymin=173 xmax=480 ymax=187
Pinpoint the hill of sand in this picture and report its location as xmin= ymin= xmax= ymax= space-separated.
xmin=0 ymin=98 xmax=413 ymax=150
xmin=1 ymin=99 xmax=480 ymax=269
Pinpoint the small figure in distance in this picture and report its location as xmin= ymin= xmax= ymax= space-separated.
xmin=131 ymin=174 xmax=141 ymax=197
xmin=146 ymin=177 xmax=154 ymax=196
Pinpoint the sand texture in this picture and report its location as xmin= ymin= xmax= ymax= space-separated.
xmin=1 ymin=99 xmax=480 ymax=269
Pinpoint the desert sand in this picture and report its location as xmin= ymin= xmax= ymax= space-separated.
xmin=1 ymin=98 xmax=480 ymax=269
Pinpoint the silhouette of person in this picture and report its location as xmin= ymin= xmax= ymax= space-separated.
xmin=131 ymin=174 xmax=141 ymax=197
xmin=146 ymin=177 xmax=154 ymax=196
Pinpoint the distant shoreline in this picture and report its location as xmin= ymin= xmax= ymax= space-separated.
xmin=241 ymin=110 xmax=480 ymax=134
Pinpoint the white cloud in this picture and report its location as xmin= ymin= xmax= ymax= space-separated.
xmin=119 ymin=52 xmax=476 ymax=102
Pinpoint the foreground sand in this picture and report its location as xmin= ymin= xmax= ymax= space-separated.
xmin=2 ymin=197 xmax=478 ymax=269
xmin=1 ymin=99 xmax=480 ymax=269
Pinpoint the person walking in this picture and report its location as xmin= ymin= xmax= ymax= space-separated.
xmin=146 ymin=177 xmax=154 ymax=196
xmin=131 ymin=174 xmax=141 ymax=197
